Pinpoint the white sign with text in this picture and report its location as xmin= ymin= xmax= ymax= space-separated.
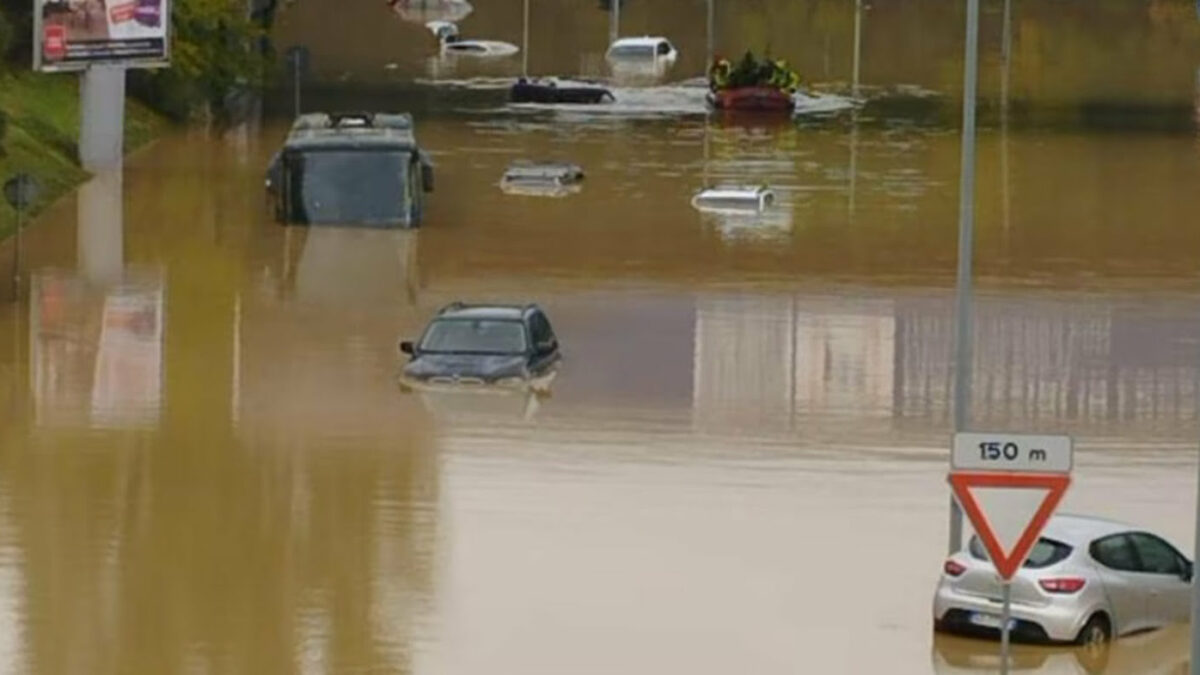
xmin=952 ymin=432 xmax=1072 ymax=473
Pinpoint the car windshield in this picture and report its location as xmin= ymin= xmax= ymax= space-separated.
xmin=969 ymin=536 xmax=1073 ymax=568
xmin=420 ymin=319 xmax=528 ymax=354
xmin=286 ymin=149 xmax=411 ymax=225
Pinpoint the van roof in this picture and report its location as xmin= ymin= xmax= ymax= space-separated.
xmin=283 ymin=112 xmax=420 ymax=151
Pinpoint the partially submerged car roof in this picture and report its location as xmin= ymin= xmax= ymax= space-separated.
xmin=502 ymin=161 xmax=584 ymax=184
xmin=608 ymin=36 xmax=671 ymax=49
xmin=283 ymin=112 xmax=420 ymax=152
xmin=435 ymin=302 xmax=538 ymax=320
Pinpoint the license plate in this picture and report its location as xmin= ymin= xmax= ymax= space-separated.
xmin=969 ymin=613 xmax=1016 ymax=631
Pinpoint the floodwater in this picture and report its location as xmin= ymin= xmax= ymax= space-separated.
xmin=2 ymin=1 xmax=1200 ymax=674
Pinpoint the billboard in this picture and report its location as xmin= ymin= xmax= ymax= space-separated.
xmin=34 ymin=0 xmax=170 ymax=72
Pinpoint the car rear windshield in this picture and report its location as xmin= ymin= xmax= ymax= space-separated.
xmin=969 ymin=536 xmax=1073 ymax=569
xmin=419 ymin=319 xmax=527 ymax=354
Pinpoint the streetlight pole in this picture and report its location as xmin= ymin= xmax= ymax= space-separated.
xmin=852 ymin=0 xmax=863 ymax=98
xmin=706 ymin=0 xmax=715 ymax=67
xmin=610 ymin=0 xmax=619 ymax=45
xmin=522 ymin=0 xmax=530 ymax=77
xmin=950 ymin=0 xmax=981 ymax=555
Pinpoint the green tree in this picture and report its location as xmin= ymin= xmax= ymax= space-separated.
xmin=132 ymin=0 xmax=267 ymax=120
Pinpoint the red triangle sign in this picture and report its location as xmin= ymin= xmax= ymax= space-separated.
xmin=948 ymin=472 xmax=1071 ymax=580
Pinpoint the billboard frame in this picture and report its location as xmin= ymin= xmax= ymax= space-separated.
xmin=33 ymin=0 xmax=172 ymax=73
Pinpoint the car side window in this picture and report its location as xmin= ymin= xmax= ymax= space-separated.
xmin=1129 ymin=533 xmax=1182 ymax=575
xmin=1090 ymin=535 xmax=1140 ymax=572
xmin=529 ymin=312 xmax=555 ymax=349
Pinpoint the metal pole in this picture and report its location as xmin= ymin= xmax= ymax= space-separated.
xmin=522 ymin=0 xmax=530 ymax=76
xmin=610 ymin=0 xmax=619 ymax=44
xmin=11 ymin=202 xmax=21 ymax=299
xmin=852 ymin=0 xmax=863 ymax=98
xmin=293 ymin=58 xmax=301 ymax=118
xmin=1000 ymin=583 xmax=1012 ymax=674
xmin=1000 ymin=0 xmax=1012 ymax=245
xmin=848 ymin=109 xmax=859 ymax=221
xmin=706 ymin=0 xmax=715 ymax=67
xmin=949 ymin=0 xmax=981 ymax=555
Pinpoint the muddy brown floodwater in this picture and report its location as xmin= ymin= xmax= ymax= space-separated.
xmin=3 ymin=22 xmax=1200 ymax=672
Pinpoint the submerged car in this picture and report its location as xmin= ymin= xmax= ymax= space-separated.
xmin=605 ymin=36 xmax=677 ymax=81
xmin=933 ymin=514 xmax=1192 ymax=646
xmin=399 ymin=303 xmax=561 ymax=389
xmin=500 ymin=161 xmax=584 ymax=197
xmin=426 ymin=20 xmax=519 ymax=57
xmin=605 ymin=36 xmax=677 ymax=66
xmin=266 ymin=112 xmax=434 ymax=227
xmin=691 ymin=185 xmax=776 ymax=213
xmin=509 ymin=77 xmax=615 ymax=104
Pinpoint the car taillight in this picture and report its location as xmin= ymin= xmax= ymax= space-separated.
xmin=1039 ymin=577 xmax=1087 ymax=594
xmin=943 ymin=560 xmax=967 ymax=577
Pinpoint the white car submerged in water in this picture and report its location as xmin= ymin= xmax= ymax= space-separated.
xmin=426 ymin=20 xmax=518 ymax=57
xmin=605 ymin=36 xmax=677 ymax=81
xmin=934 ymin=514 xmax=1192 ymax=647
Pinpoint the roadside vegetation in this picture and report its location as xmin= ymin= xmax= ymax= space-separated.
xmin=0 ymin=0 xmax=269 ymax=238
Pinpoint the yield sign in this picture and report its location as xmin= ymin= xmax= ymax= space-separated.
xmin=948 ymin=472 xmax=1071 ymax=580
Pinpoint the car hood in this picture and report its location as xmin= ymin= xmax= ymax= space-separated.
xmin=404 ymin=353 xmax=528 ymax=380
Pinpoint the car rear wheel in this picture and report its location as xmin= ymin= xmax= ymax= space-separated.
xmin=1074 ymin=614 xmax=1111 ymax=674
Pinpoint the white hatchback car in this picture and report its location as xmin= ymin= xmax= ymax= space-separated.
xmin=933 ymin=514 xmax=1192 ymax=646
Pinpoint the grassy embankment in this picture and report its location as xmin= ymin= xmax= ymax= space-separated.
xmin=0 ymin=72 xmax=166 ymax=239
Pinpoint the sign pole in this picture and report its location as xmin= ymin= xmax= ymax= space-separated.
xmin=11 ymin=193 xmax=22 ymax=298
xmin=1000 ymin=582 xmax=1012 ymax=674
xmin=5 ymin=174 xmax=39 ymax=301
xmin=950 ymin=0 xmax=981 ymax=556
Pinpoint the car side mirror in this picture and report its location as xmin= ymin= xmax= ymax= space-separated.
xmin=537 ymin=340 xmax=556 ymax=355
xmin=399 ymin=340 xmax=415 ymax=355
xmin=1182 ymin=561 xmax=1193 ymax=583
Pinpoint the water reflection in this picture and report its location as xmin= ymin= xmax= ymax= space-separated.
xmin=28 ymin=170 xmax=166 ymax=431
xmin=930 ymin=629 xmax=1189 ymax=674
xmin=29 ymin=270 xmax=165 ymax=430
xmin=0 ymin=134 xmax=444 ymax=673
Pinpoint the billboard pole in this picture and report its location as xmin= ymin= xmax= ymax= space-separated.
xmin=79 ymin=65 xmax=128 ymax=171
xmin=950 ymin=0 xmax=981 ymax=555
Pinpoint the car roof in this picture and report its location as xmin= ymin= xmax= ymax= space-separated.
xmin=1035 ymin=513 xmax=1137 ymax=546
xmin=434 ymin=303 xmax=536 ymax=321
xmin=503 ymin=162 xmax=584 ymax=183
xmin=609 ymin=36 xmax=670 ymax=48
xmin=283 ymin=112 xmax=420 ymax=151
xmin=695 ymin=186 xmax=773 ymax=199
